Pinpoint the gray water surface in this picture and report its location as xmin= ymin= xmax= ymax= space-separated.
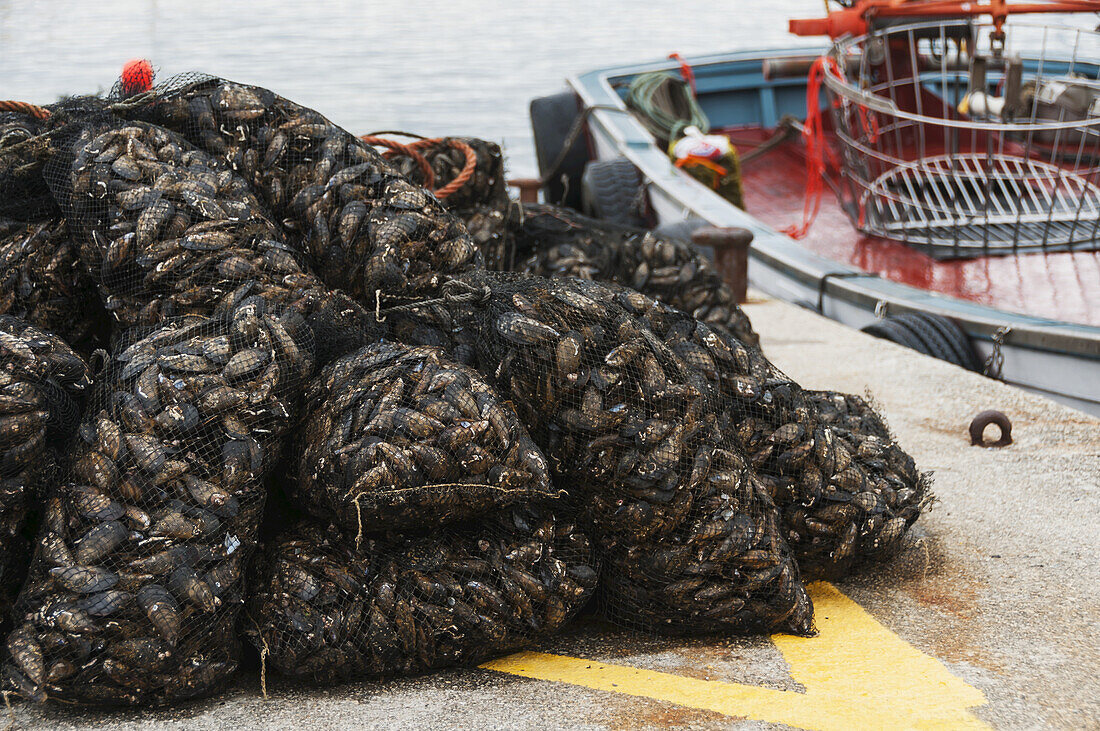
xmin=0 ymin=0 xmax=820 ymax=176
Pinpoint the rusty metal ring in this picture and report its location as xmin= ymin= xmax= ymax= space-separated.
xmin=969 ymin=410 xmax=1012 ymax=448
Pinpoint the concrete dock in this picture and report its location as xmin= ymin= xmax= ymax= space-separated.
xmin=13 ymin=295 xmax=1100 ymax=730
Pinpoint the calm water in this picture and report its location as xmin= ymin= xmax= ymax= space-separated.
xmin=0 ymin=0 xmax=821 ymax=177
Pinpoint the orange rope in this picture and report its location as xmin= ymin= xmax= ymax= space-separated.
xmin=409 ymin=138 xmax=477 ymax=200
xmin=0 ymin=101 xmax=50 ymax=120
xmin=360 ymin=135 xmax=435 ymax=188
xmin=361 ymin=134 xmax=478 ymax=201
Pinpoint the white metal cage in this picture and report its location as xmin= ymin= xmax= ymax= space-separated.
xmin=823 ymin=20 xmax=1100 ymax=257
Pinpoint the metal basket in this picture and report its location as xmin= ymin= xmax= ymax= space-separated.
xmin=823 ymin=20 xmax=1100 ymax=257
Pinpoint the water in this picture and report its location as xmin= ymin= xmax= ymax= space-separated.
xmin=0 ymin=0 xmax=821 ymax=177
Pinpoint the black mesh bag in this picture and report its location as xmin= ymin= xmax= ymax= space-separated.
xmin=0 ymin=316 xmax=92 ymax=631
xmin=115 ymin=76 xmax=484 ymax=303
xmin=248 ymin=501 xmax=596 ymax=684
xmin=297 ymin=341 xmax=559 ymax=534
xmin=0 ymin=218 xmax=109 ymax=355
xmin=47 ymin=119 xmax=329 ymax=333
xmin=2 ymin=301 xmax=313 ymax=706
xmin=615 ymin=286 xmax=931 ymax=579
xmin=503 ymin=204 xmax=758 ymax=348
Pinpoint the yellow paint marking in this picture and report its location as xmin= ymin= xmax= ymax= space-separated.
xmin=480 ymin=582 xmax=989 ymax=730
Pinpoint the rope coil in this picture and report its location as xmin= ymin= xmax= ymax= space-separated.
xmin=359 ymin=134 xmax=477 ymax=200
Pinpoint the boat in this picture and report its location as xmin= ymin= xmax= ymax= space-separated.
xmin=527 ymin=0 xmax=1100 ymax=415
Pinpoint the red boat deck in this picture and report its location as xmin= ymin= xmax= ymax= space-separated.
xmin=730 ymin=128 xmax=1100 ymax=327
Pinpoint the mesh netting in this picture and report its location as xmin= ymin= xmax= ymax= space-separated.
xmin=3 ymin=302 xmax=313 ymax=706
xmin=297 ymin=341 xmax=559 ymax=534
xmin=247 ymin=501 xmax=596 ymax=683
xmin=0 ymin=316 xmax=91 ymax=631
xmin=502 ymin=204 xmax=759 ymax=348
xmin=115 ymin=76 xmax=484 ymax=303
xmin=0 ymin=219 xmax=108 ymax=355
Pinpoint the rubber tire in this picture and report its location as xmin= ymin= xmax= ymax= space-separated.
xmin=861 ymin=318 xmax=928 ymax=354
xmin=581 ymin=158 xmax=647 ymax=228
xmin=530 ymin=91 xmax=589 ymax=210
xmin=862 ymin=313 xmax=980 ymax=372
xmin=892 ymin=312 xmax=980 ymax=372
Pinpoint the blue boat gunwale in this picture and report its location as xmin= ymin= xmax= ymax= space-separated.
xmin=565 ymin=46 xmax=1100 ymax=361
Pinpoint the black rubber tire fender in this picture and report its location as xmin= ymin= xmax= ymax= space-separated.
xmin=861 ymin=317 xmax=929 ymax=355
xmin=894 ymin=312 xmax=981 ymax=372
xmin=887 ymin=312 xmax=962 ymax=366
xmin=580 ymin=158 xmax=647 ymax=228
xmin=530 ymin=91 xmax=589 ymax=210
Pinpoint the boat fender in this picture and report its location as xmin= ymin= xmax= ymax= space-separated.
xmin=580 ymin=158 xmax=647 ymax=228
xmin=530 ymin=91 xmax=590 ymax=210
xmin=861 ymin=312 xmax=979 ymax=372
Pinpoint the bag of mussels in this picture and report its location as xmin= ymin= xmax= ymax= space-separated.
xmin=3 ymin=300 xmax=313 ymax=706
xmin=0 ymin=316 xmax=91 ymax=631
xmin=295 ymin=341 xmax=561 ymax=534
xmin=380 ymin=136 xmax=516 ymax=267
xmin=42 ymin=117 xmax=330 ymax=334
xmin=247 ymin=337 xmax=593 ymax=683
xmin=248 ymin=502 xmax=597 ymax=683
xmin=504 ymin=203 xmax=759 ymax=348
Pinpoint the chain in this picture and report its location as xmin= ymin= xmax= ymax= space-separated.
xmin=874 ymin=300 xmax=889 ymax=319
xmin=983 ymin=325 xmax=1012 ymax=380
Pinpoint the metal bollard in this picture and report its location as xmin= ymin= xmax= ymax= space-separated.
xmin=691 ymin=226 xmax=754 ymax=304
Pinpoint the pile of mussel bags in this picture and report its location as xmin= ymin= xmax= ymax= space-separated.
xmin=368 ymin=272 xmax=815 ymax=635
xmin=0 ymin=316 xmax=91 ymax=630
xmin=4 ymin=303 xmax=313 ymax=705
xmin=0 ymin=72 xmax=933 ymax=706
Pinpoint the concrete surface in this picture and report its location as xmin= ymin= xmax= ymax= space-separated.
xmin=11 ymin=296 xmax=1100 ymax=730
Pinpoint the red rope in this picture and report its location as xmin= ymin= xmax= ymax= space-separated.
xmin=668 ymin=52 xmax=697 ymax=96
xmin=409 ymin=138 xmax=477 ymax=200
xmin=781 ymin=56 xmax=842 ymax=240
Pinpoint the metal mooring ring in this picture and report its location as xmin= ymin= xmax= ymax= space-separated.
xmin=969 ymin=410 xmax=1013 ymax=447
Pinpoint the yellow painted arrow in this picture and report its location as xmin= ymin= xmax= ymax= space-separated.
xmin=480 ymin=582 xmax=989 ymax=730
